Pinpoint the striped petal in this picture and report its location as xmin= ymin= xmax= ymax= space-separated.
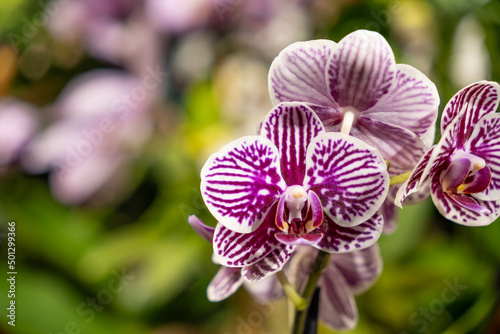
xmin=380 ymin=197 xmax=399 ymax=234
xmin=268 ymin=39 xmax=337 ymax=107
xmin=431 ymin=174 xmax=500 ymax=226
xmin=212 ymin=212 xmax=285 ymax=267
xmin=304 ymin=132 xmax=389 ymax=227
xmin=241 ymin=245 xmax=295 ymax=281
xmin=327 ymin=30 xmax=395 ymax=111
xmin=201 ymin=136 xmax=286 ymax=233
xmin=395 ymin=107 xmax=466 ymax=206
xmin=440 ymin=81 xmax=500 ymax=148
xmin=466 ymin=113 xmax=500 ymax=200
xmin=285 ymin=246 xmax=320 ymax=291
xmin=260 ymin=102 xmax=325 ymax=185
xmin=332 ymin=244 xmax=382 ymax=295
xmin=207 ymin=266 xmax=244 ymax=302
xmin=355 ymin=118 xmax=428 ymax=176
xmin=364 ymin=64 xmax=439 ymax=147
xmin=314 ymin=213 xmax=383 ymax=253
xmin=243 ymin=274 xmax=283 ymax=303
xmin=318 ymin=264 xmax=358 ymax=330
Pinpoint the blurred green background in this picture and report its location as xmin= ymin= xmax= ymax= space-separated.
xmin=0 ymin=0 xmax=500 ymax=333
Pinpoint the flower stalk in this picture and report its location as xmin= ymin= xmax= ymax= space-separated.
xmin=291 ymin=251 xmax=331 ymax=334
xmin=278 ymin=271 xmax=308 ymax=310
xmin=389 ymin=171 xmax=413 ymax=186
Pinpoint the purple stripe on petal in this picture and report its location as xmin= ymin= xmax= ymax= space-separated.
xmin=241 ymin=244 xmax=295 ymax=281
xmin=431 ymin=174 xmax=500 ymax=226
xmin=268 ymin=39 xmax=337 ymax=107
xmin=311 ymin=105 xmax=344 ymax=130
xmin=207 ymin=266 xmax=244 ymax=302
xmin=304 ymin=133 xmax=389 ymax=227
xmin=327 ymin=30 xmax=395 ymax=111
xmin=441 ymin=81 xmax=500 ymax=148
xmin=332 ymin=244 xmax=382 ymax=295
xmin=187 ymin=215 xmax=215 ymax=243
xmin=318 ymin=264 xmax=358 ymax=331
xmin=201 ymin=136 xmax=286 ymax=233
xmin=418 ymin=109 xmax=468 ymax=182
xmin=467 ymin=113 xmax=500 ymax=200
xmin=364 ymin=64 xmax=439 ymax=147
xmin=314 ymin=214 xmax=383 ymax=253
xmin=260 ymin=102 xmax=325 ymax=185
xmin=212 ymin=213 xmax=284 ymax=267
xmin=447 ymin=193 xmax=490 ymax=213
xmin=394 ymin=149 xmax=434 ymax=207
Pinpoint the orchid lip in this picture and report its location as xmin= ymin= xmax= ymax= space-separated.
xmin=275 ymin=232 xmax=324 ymax=245
xmin=441 ymin=151 xmax=490 ymax=195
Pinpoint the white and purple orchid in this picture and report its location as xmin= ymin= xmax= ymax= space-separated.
xmin=200 ymin=102 xmax=389 ymax=280
xmin=396 ymin=81 xmax=500 ymax=226
xmin=190 ymin=28 xmax=500 ymax=334
xmin=268 ymin=29 xmax=440 ymax=175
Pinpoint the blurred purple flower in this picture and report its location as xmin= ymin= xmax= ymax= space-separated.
xmin=396 ymin=81 xmax=500 ymax=226
xmin=48 ymin=0 xmax=160 ymax=70
xmin=201 ymin=102 xmax=388 ymax=280
xmin=22 ymin=69 xmax=154 ymax=205
xmin=145 ymin=0 xmax=212 ymax=34
xmin=0 ymin=98 xmax=38 ymax=166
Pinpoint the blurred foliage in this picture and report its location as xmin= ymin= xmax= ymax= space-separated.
xmin=1 ymin=0 xmax=500 ymax=333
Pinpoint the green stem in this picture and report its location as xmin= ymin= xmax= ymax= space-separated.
xmin=291 ymin=251 xmax=331 ymax=334
xmin=389 ymin=171 xmax=413 ymax=186
xmin=277 ymin=271 xmax=307 ymax=310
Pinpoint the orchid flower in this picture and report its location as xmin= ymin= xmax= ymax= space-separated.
xmin=200 ymin=102 xmax=389 ymax=280
xmin=21 ymin=70 xmax=153 ymax=205
xmin=268 ymin=30 xmax=439 ymax=176
xmin=0 ymin=98 xmax=38 ymax=166
xmin=188 ymin=215 xmax=382 ymax=330
xmin=396 ymin=81 xmax=500 ymax=226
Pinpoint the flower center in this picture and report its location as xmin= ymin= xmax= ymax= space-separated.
xmin=440 ymin=151 xmax=491 ymax=195
xmin=275 ymin=186 xmax=323 ymax=236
